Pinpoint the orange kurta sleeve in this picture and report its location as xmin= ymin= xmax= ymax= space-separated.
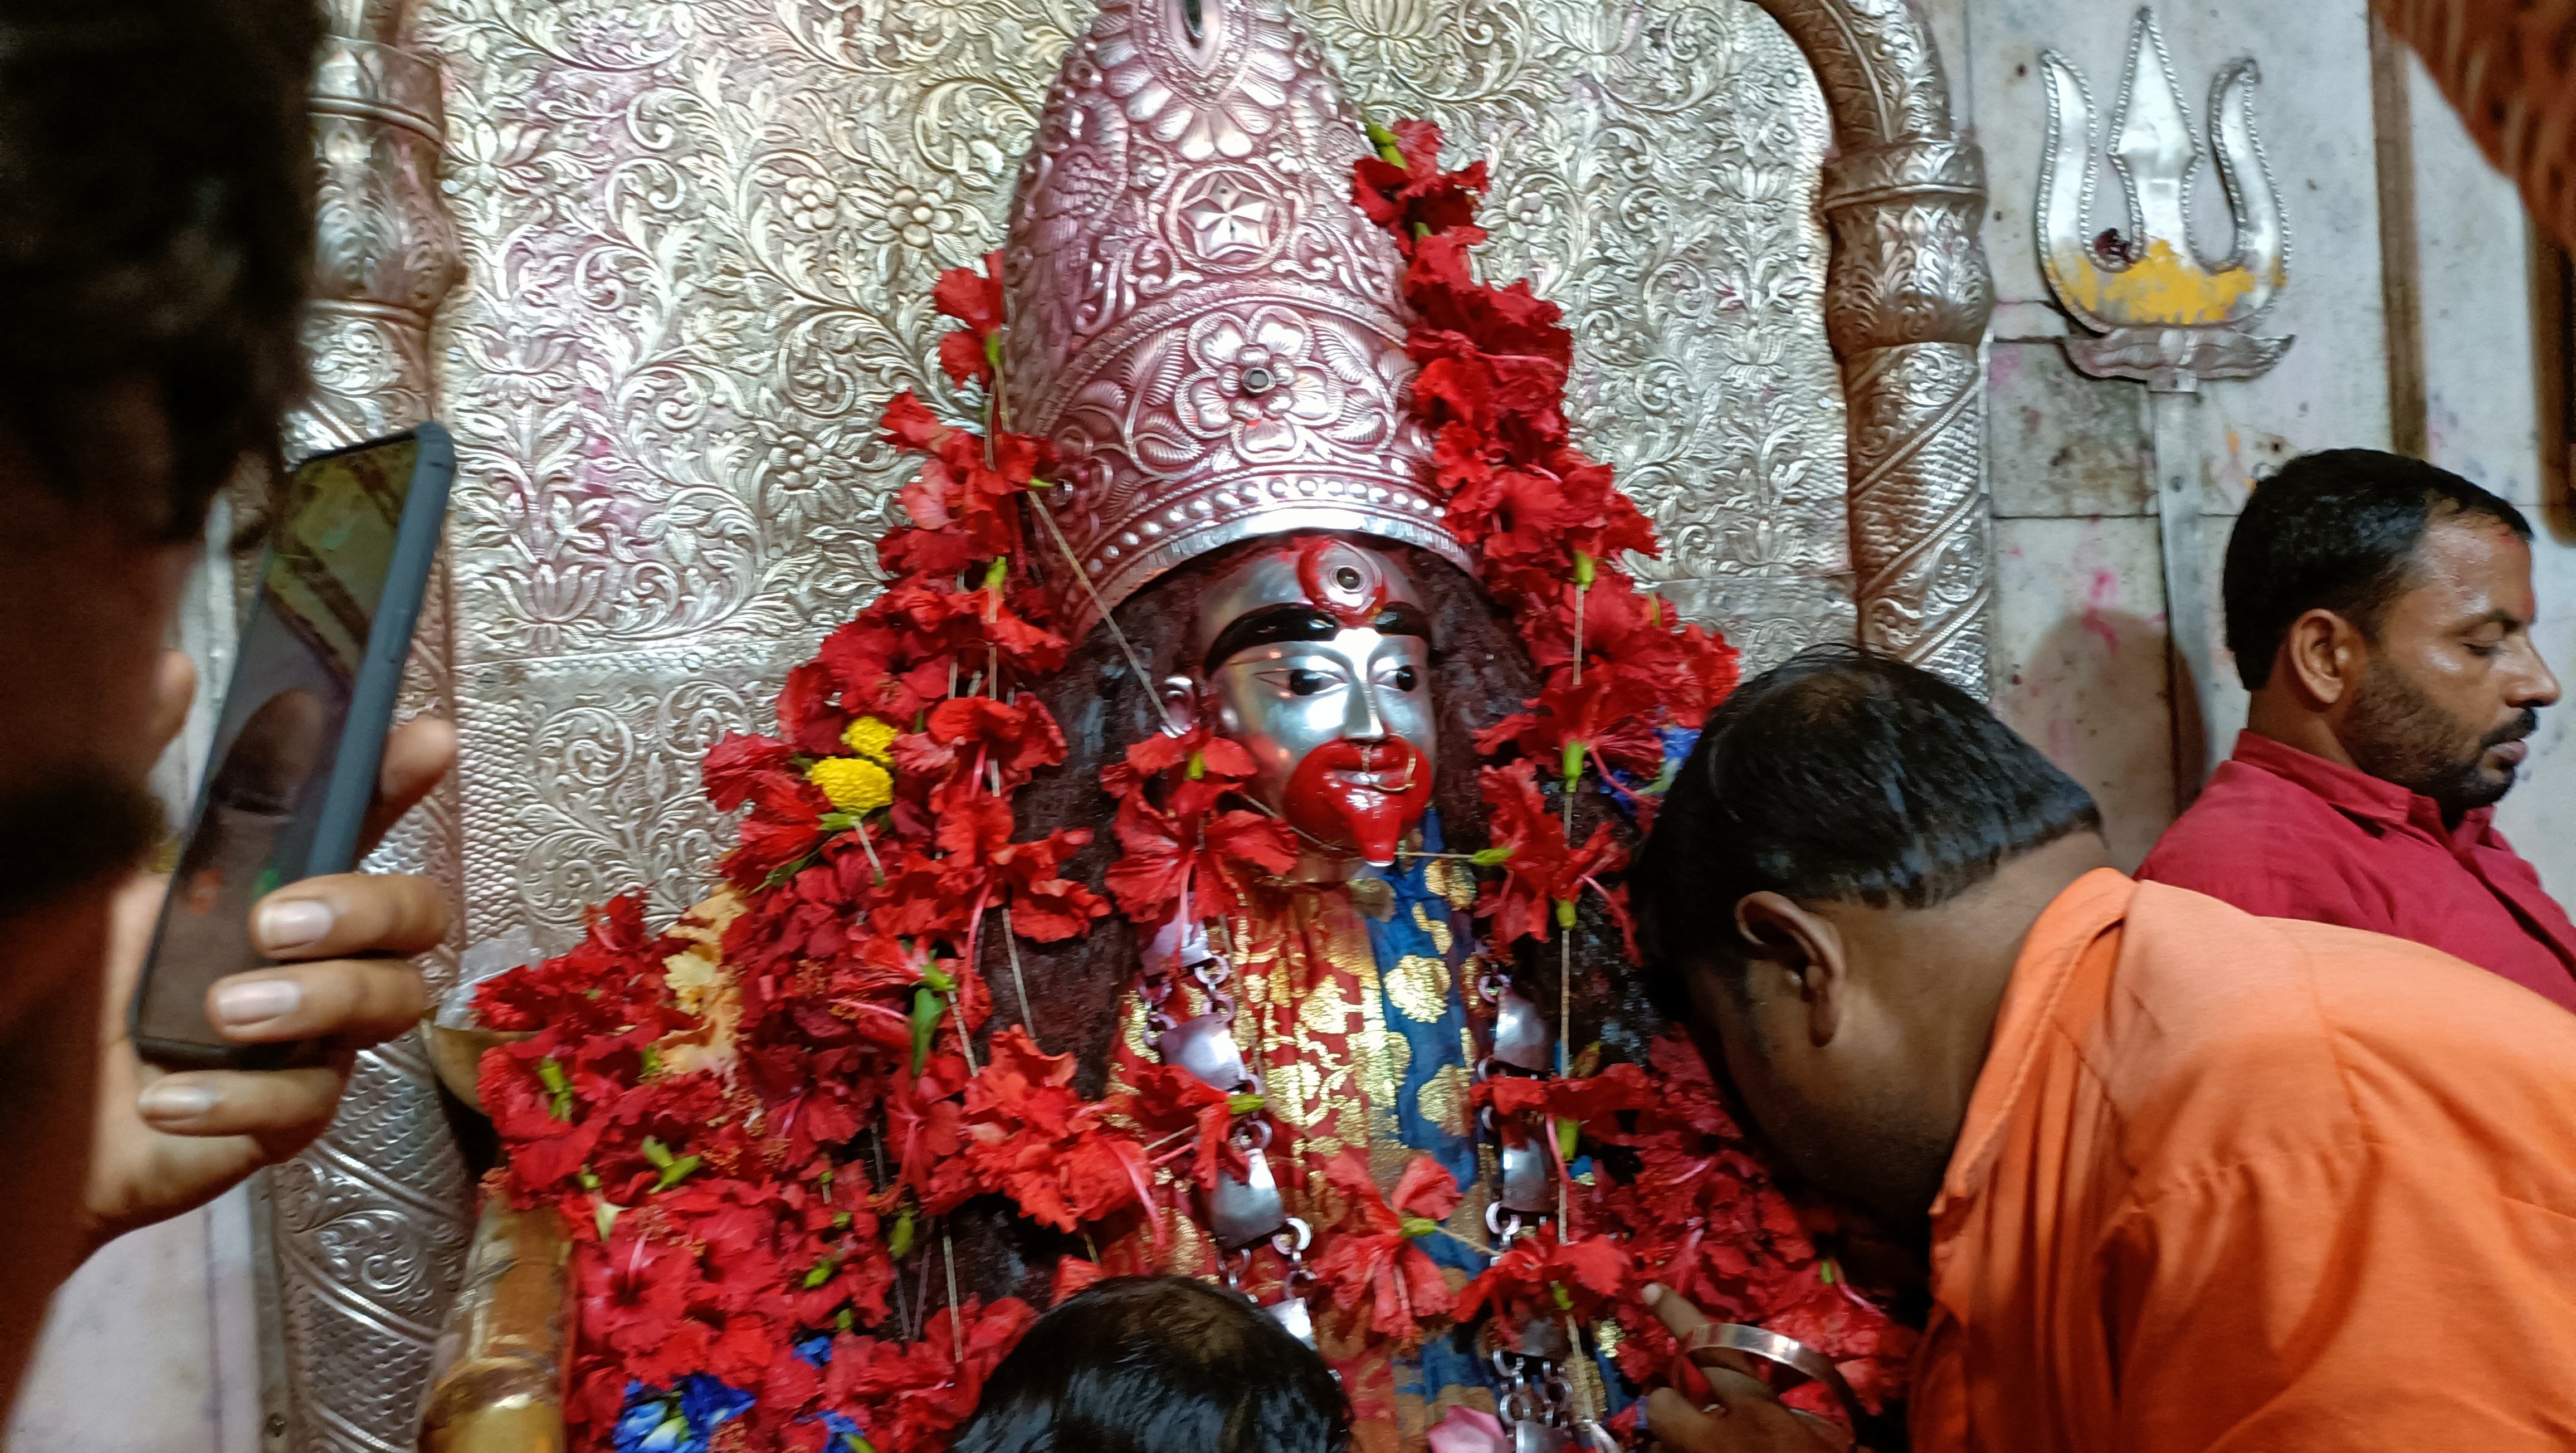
xmin=1917 ymin=874 xmax=2576 ymax=1453
xmin=2104 ymin=1133 xmax=2576 ymax=1449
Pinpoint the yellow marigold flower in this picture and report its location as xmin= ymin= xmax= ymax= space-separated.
xmin=842 ymin=716 xmax=899 ymax=763
xmin=807 ymin=756 xmax=893 ymax=815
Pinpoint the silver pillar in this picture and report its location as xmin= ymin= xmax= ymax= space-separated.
xmin=262 ymin=3 xmax=472 ymax=1450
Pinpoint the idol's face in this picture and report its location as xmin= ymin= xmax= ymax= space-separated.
xmin=1191 ymin=537 xmax=1436 ymax=866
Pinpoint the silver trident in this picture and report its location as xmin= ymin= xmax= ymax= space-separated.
xmin=2035 ymin=8 xmax=2294 ymax=802
xmin=2039 ymin=8 xmax=2291 ymax=392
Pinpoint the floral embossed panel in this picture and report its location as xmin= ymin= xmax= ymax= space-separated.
xmin=417 ymin=0 xmax=1845 ymax=945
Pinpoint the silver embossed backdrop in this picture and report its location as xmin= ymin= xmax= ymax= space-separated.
xmin=415 ymin=0 xmax=1936 ymax=945
xmin=269 ymin=0 xmax=1990 ymax=1446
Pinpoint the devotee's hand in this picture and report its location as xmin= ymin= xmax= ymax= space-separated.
xmin=1642 ymin=1284 xmax=1851 ymax=1453
xmin=82 ymin=652 xmax=455 ymax=1249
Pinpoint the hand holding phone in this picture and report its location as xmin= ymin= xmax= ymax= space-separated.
xmin=86 ymin=721 xmax=452 ymax=1247
xmin=86 ymin=422 xmax=458 ymax=1247
xmin=130 ymin=425 xmax=452 ymax=1068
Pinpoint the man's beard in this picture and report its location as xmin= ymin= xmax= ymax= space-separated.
xmin=2345 ymin=657 xmax=2538 ymax=818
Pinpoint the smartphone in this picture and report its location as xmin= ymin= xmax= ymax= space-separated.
xmin=130 ymin=424 xmax=455 ymax=1070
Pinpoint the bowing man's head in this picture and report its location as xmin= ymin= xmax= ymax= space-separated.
xmin=1635 ymin=646 xmax=2106 ymax=1250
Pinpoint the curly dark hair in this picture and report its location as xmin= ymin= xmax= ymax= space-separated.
xmin=0 ymin=0 xmax=318 ymax=534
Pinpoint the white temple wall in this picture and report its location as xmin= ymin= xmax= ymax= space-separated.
xmin=1957 ymin=0 xmax=2576 ymax=895
xmin=2406 ymin=55 xmax=2576 ymax=889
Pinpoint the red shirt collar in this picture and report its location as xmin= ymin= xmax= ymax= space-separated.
xmin=2229 ymin=730 xmax=2492 ymax=846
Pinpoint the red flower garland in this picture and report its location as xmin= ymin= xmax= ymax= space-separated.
xmin=479 ymin=253 xmax=1134 ymax=1451
xmin=1352 ymin=121 xmax=1909 ymax=1411
xmin=477 ymin=128 xmax=1908 ymax=1453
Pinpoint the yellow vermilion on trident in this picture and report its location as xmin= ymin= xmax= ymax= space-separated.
xmin=2047 ymin=235 xmax=2276 ymax=329
xmin=2037 ymin=8 xmax=2286 ymax=334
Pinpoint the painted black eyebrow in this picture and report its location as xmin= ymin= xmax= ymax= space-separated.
xmin=1377 ymin=601 xmax=1434 ymax=641
xmin=1206 ymin=606 xmax=1336 ymax=674
xmin=1204 ymin=602 xmax=1435 ymax=672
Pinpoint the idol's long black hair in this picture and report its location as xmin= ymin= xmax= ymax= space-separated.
xmin=949 ymin=1275 xmax=1350 ymax=1453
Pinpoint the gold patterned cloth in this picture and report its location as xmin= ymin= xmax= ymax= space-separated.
xmin=1104 ymin=842 xmax=1514 ymax=1449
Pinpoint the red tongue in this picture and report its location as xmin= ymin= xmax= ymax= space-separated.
xmin=1327 ymin=783 xmax=1409 ymax=866
xmin=1283 ymin=739 xmax=1432 ymax=865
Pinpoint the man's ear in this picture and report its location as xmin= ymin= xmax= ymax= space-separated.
xmin=2279 ymin=608 xmax=2367 ymax=708
xmin=1733 ymin=891 xmax=1847 ymax=1048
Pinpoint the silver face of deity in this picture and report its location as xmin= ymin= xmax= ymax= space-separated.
xmin=1184 ymin=539 xmax=1438 ymax=862
xmin=1204 ymin=628 xmax=1433 ymax=798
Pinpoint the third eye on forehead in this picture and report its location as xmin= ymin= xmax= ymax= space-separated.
xmin=1203 ymin=602 xmax=1433 ymax=675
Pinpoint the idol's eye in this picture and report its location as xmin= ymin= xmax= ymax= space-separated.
xmin=1389 ymin=666 xmax=1419 ymax=693
xmin=1252 ymin=663 xmax=1344 ymax=696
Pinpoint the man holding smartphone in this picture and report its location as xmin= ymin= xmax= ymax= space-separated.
xmin=0 ymin=0 xmax=453 ymax=1402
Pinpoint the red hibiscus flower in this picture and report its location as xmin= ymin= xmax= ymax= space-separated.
xmin=701 ymin=733 xmax=797 ymax=810
xmin=1521 ymin=580 xmax=1742 ymax=733
xmin=1452 ymin=1227 xmax=1631 ymax=1334
xmin=1473 ymin=759 xmax=1629 ymax=949
xmin=809 ymin=613 xmax=950 ymax=728
xmin=1049 ymin=1256 xmax=1107 ymax=1305
xmin=886 ymin=1052 xmax=975 ymax=1214
xmin=1099 ymin=722 xmax=1297 ymax=923
xmin=1310 ymin=1154 xmax=1465 ymax=1340
xmin=959 ymin=1028 xmax=1157 ymax=1234
xmin=828 ymin=1297 xmax=1037 ymax=1453
xmin=1113 ymin=1059 xmax=1247 ymax=1192
xmin=1475 ymin=669 xmax=1668 ymax=785
xmin=925 ymin=694 xmax=1069 ymax=786
xmin=883 ymin=390 xmax=1047 ymax=564
xmin=933 ymin=251 xmax=1007 ymax=389
xmin=1353 ymin=119 xmax=1489 ymax=252
xmin=1477 ymin=1061 xmax=1660 ymax=1146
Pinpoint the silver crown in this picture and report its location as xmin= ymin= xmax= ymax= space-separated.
xmin=1002 ymin=0 xmax=1468 ymax=639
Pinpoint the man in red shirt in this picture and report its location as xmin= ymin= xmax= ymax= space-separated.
xmin=2135 ymin=450 xmax=2573 ymax=1008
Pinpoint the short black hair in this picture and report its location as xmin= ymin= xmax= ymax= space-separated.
xmin=0 ymin=0 xmax=319 ymax=534
xmin=2223 ymin=450 xmax=2533 ymax=690
xmin=951 ymin=1275 xmax=1350 ymax=1453
xmin=1636 ymin=646 xmax=2101 ymax=1001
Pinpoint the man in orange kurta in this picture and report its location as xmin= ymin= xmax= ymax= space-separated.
xmin=1633 ymin=647 xmax=2576 ymax=1452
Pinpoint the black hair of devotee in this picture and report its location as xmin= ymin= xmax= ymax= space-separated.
xmin=1635 ymin=645 xmax=2101 ymax=1010
xmin=0 ymin=0 xmax=318 ymax=535
xmin=952 ymin=1275 xmax=1350 ymax=1453
xmin=945 ymin=540 xmax=1653 ymax=1308
xmin=2223 ymin=448 xmax=2533 ymax=691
